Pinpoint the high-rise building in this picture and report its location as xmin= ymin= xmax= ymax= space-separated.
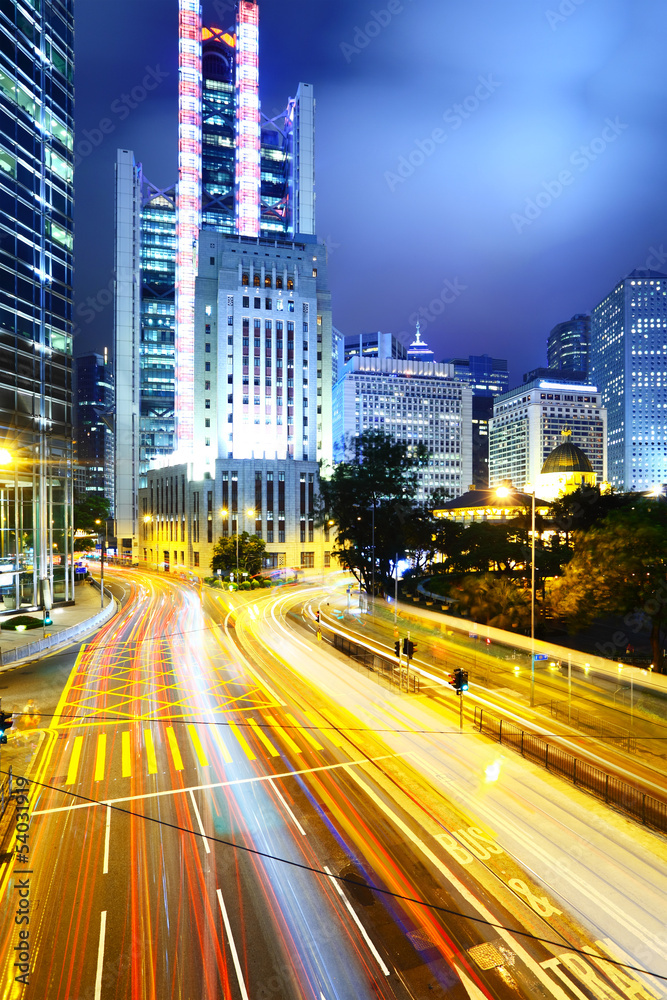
xmin=115 ymin=0 xmax=318 ymax=559
xmin=442 ymin=355 xmax=509 ymax=488
xmin=75 ymin=352 xmax=114 ymax=501
xmin=340 ymin=331 xmax=407 ymax=368
xmin=406 ymin=323 xmax=435 ymax=362
xmin=590 ymin=270 xmax=667 ymax=491
xmin=333 ymin=356 xmax=472 ymax=500
xmin=489 ymin=376 xmax=606 ymax=491
xmin=547 ymin=313 xmax=590 ymax=375
xmin=0 ymin=0 xmax=75 ymax=606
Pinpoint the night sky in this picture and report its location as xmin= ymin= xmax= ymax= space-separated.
xmin=74 ymin=0 xmax=667 ymax=385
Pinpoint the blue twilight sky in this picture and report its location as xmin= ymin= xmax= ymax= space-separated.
xmin=74 ymin=0 xmax=667 ymax=385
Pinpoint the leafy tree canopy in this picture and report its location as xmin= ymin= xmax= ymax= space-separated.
xmin=452 ymin=573 xmax=531 ymax=631
xmin=549 ymin=501 xmax=667 ymax=670
xmin=211 ymin=531 xmax=266 ymax=577
xmin=74 ymin=492 xmax=111 ymax=534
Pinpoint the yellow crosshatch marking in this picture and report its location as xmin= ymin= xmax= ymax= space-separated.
xmin=248 ymin=718 xmax=280 ymax=757
xmin=266 ymin=715 xmax=302 ymax=755
xmin=229 ymin=721 xmax=256 ymax=761
xmin=94 ymin=734 xmax=106 ymax=781
xmin=287 ymin=712 xmax=322 ymax=751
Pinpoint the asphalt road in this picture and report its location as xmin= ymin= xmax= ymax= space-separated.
xmin=0 ymin=569 xmax=663 ymax=999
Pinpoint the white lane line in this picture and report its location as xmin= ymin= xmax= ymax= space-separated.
xmin=189 ymin=789 xmax=210 ymax=854
xmin=343 ymin=765 xmax=572 ymax=1000
xmin=102 ymin=806 xmax=111 ymax=874
xmin=269 ymin=778 xmax=306 ymax=836
xmin=33 ymin=753 xmax=404 ymax=816
xmin=217 ymin=888 xmax=250 ymax=1000
xmin=452 ymin=957 xmax=492 ymax=999
xmin=322 ymin=864 xmax=390 ymax=977
xmin=94 ymin=911 xmax=107 ymax=1000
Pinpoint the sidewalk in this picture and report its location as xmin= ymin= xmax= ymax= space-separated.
xmin=0 ymin=581 xmax=116 ymax=670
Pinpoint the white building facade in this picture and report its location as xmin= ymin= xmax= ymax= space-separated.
xmin=333 ymin=357 xmax=473 ymax=500
xmin=489 ymin=377 xmax=607 ymax=491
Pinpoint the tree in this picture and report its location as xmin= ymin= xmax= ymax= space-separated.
xmin=549 ymin=502 xmax=667 ymax=671
xmin=319 ymin=430 xmax=427 ymax=594
xmin=452 ymin=574 xmax=531 ymax=631
xmin=74 ymin=492 xmax=111 ymax=534
xmin=211 ymin=532 xmax=266 ymax=576
xmin=550 ymin=485 xmax=635 ymax=544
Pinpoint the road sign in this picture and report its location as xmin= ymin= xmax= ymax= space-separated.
xmin=534 ymin=654 xmax=548 ymax=661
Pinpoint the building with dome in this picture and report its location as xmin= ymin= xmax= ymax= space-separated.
xmin=535 ymin=431 xmax=597 ymax=501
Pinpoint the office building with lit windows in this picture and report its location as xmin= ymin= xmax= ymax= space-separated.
xmin=590 ymin=270 xmax=667 ymax=491
xmin=116 ymin=0 xmax=319 ymax=562
xmin=340 ymin=331 xmax=407 ymax=368
xmin=441 ymin=354 xmax=509 ymax=488
xmin=333 ymin=356 xmax=472 ymax=501
xmin=0 ymin=0 xmax=75 ymax=607
xmin=547 ymin=313 xmax=590 ymax=376
xmin=75 ymin=352 xmax=114 ymax=501
xmin=489 ymin=377 xmax=606 ymax=492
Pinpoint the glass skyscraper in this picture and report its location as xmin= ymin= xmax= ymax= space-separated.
xmin=547 ymin=313 xmax=590 ymax=375
xmin=442 ymin=355 xmax=509 ymax=487
xmin=0 ymin=0 xmax=75 ymax=607
xmin=591 ymin=269 xmax=667 ymax=491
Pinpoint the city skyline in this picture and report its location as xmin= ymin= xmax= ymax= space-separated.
xmin=74 ymin=0 xmax=667 ymax=383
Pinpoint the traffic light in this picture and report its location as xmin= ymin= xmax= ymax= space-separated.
xmin=394 ymin=640 xmax=401 ymax=658
xmin=315 ymin=610 xmax=320 ymax=623
xmin=43 ymin=611 xmax=52 ymax=626
xmin=453 ymin=668 xmax=469 ymax=694
xmin=402 ymin=638 xmax=416 ymax=660
xmin=0 ymin=711 xmax=13 ymax=745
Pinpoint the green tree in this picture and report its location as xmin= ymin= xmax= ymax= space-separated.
xmin=550 ymin=485 xmax=635 ymax=544
xmin=211 ymin=531 xmax=266 ymax=576
xmin=452 ymin=573 xmax=531 ymax=631
xmin=73 ymin=492 xmax=111 ymax=533
xmin=319 ymin=430 xmax=427 ymax=593
xmin=549 ymin=502 xmax=667 ymax=671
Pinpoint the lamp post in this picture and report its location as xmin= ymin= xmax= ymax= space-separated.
xmin=497 ymin=484 xmax=536 ymax=707
xmin=95 ymin=518 xmax=106 ymax=609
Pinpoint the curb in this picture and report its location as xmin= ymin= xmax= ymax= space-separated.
xmin=0 ymin=594 xmax=118 ymax=672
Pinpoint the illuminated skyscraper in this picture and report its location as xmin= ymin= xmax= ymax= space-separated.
xmin=0 ymin=0 xmax=75 ymax=606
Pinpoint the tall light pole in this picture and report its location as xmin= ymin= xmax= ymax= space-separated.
xmin=95 ymin=518 xmax=106 ymax=609
xmin=497 ymin=484 xmax=536 ymax=707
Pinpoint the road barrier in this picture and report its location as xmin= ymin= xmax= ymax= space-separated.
xmin=549 ymin=700 xmax=637 ymax=753
xmin=330 ymin=631 xmax=420 ymax=693
xmin=473 ymin=707 xmax=667 ymax=835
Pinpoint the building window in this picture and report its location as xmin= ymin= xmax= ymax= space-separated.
xmin=205 ymin=343 xmax=211 ymax=353
xmin=205 ymin=362 xmax=211 ymax=372
xmin=243 ymin=296 xmax=250 ymax=308
xmin=193 ymin=552 xmax=199 ymax=567
xmin=254 ymin=297 xmax=261 ymax=309
xmin=205 ymin=381 xmax=210 ymax=390
xmin=324 ymin=551 xmax=331 ymax=568
xmin=300 ymin=552 xmax=314 ymax=568
xmin=205 ymin=399 xmax=211 ymax=409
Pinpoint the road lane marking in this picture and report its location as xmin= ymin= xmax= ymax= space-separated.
xmin=304 ymin=710 xmax=346 ymax=748
xmin=323 ymin=864 xmax=390 ymax=976
xmin=144 ymin=729 xmax=157 ymax=774
xmin=266 ymin=714 xmax=302 ymax=754
xmin=248 ymin=718 xmax=280 ymax=757
xmin=166 ymin=726 xmax=184 ymax=770
xmin=65 ymin=736 xmax=83 ymax=785
xmin=103 ymin=806 xmax=111 ymax=874
xmin=287 ymin=712 xmax=323 ymax=751
xmin=32 ymin=752 xmax=406 ymax=815
xmin=94 ymin=911 xmax=107 ymax=1000
xmin=94 ymin=734 xmax=106 ymax=782
xmin=229 ymin=721 xmax=256 ymax=761
xmin=343 ymin=765 xmax=573 ymax=1000
xmin=217 ymin=888 xmax=250 ymax=1000
xmin=187 ymin=724 xmax=209 ymax=767
xmin=451 ymin=957 xmax=491 ymax=999
xmin=121 ymin=732 xmax=132 ymax=777
xmin=269 ymin=778 xmax=306 ymax=836
xmin=213 ymin=729 xmax=233 ymax=764
xmin=189 ymin=789 xmax=210 ymax=854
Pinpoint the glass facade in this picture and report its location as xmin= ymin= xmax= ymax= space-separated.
xmin=75 ymin=352 xmax=113 ymax=500
xmin=0 ymin=0 xmax=74 ymax=607
xmin=547 ymin=313 xmax=590 ymax=375
xmin=443 ymin=355 xmax=509 ymax=487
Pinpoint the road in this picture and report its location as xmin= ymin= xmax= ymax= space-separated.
xmin=0 ymin=569 xmax=662 ymax=999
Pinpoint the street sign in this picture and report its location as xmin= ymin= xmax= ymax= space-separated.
xmin=534 ymin=654 xmax=548 ymax=660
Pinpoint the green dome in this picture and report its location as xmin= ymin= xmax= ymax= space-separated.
xmin=541 ymin=441 xmax=593 ymax=475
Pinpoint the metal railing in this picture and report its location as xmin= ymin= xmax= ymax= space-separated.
xmin=331 ymin=632 xmax=420 ymax=693
xmin=549 ymin=700 xmax=637 ymax=753
xmin=473 ymin=707 xmax=667 ymax=834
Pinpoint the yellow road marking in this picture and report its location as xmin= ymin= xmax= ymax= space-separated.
xmin=94 ymin=734 xmax=106 ymax=782
xmin=266 ymin=715 xmax=302 ymax=754
xmin=122 ymin=731 xmax=132 ymax=777
xmin=248 ymin=718 xmax=280 ymax=757
xmin=187 ymin=724 xmax=209 ymax=767
xmin=144 ymin=729 xmax=158 ymax=774
xmin=65 ymin=735 xmax=83 ymax=785
xmin=229 ymin=721 xmax=256 ymax=761
xmin=287 ymin=712 xmax=322 ymax=751
xmin=166 ymin=726 xmax=184 ymax=770
xmin=213 ymin=729 xmax=233 ymax=764
xmin=304 ymin=710 xmax=346 ymax=748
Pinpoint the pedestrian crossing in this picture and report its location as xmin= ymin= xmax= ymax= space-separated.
xmin=60 ymin=710 xmax=348 ymax=786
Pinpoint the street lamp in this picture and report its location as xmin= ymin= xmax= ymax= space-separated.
xmin=95 ymin=518 xmax=107 ymax=610
xmin=496 ymin=483 xmax=536 ymax=707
